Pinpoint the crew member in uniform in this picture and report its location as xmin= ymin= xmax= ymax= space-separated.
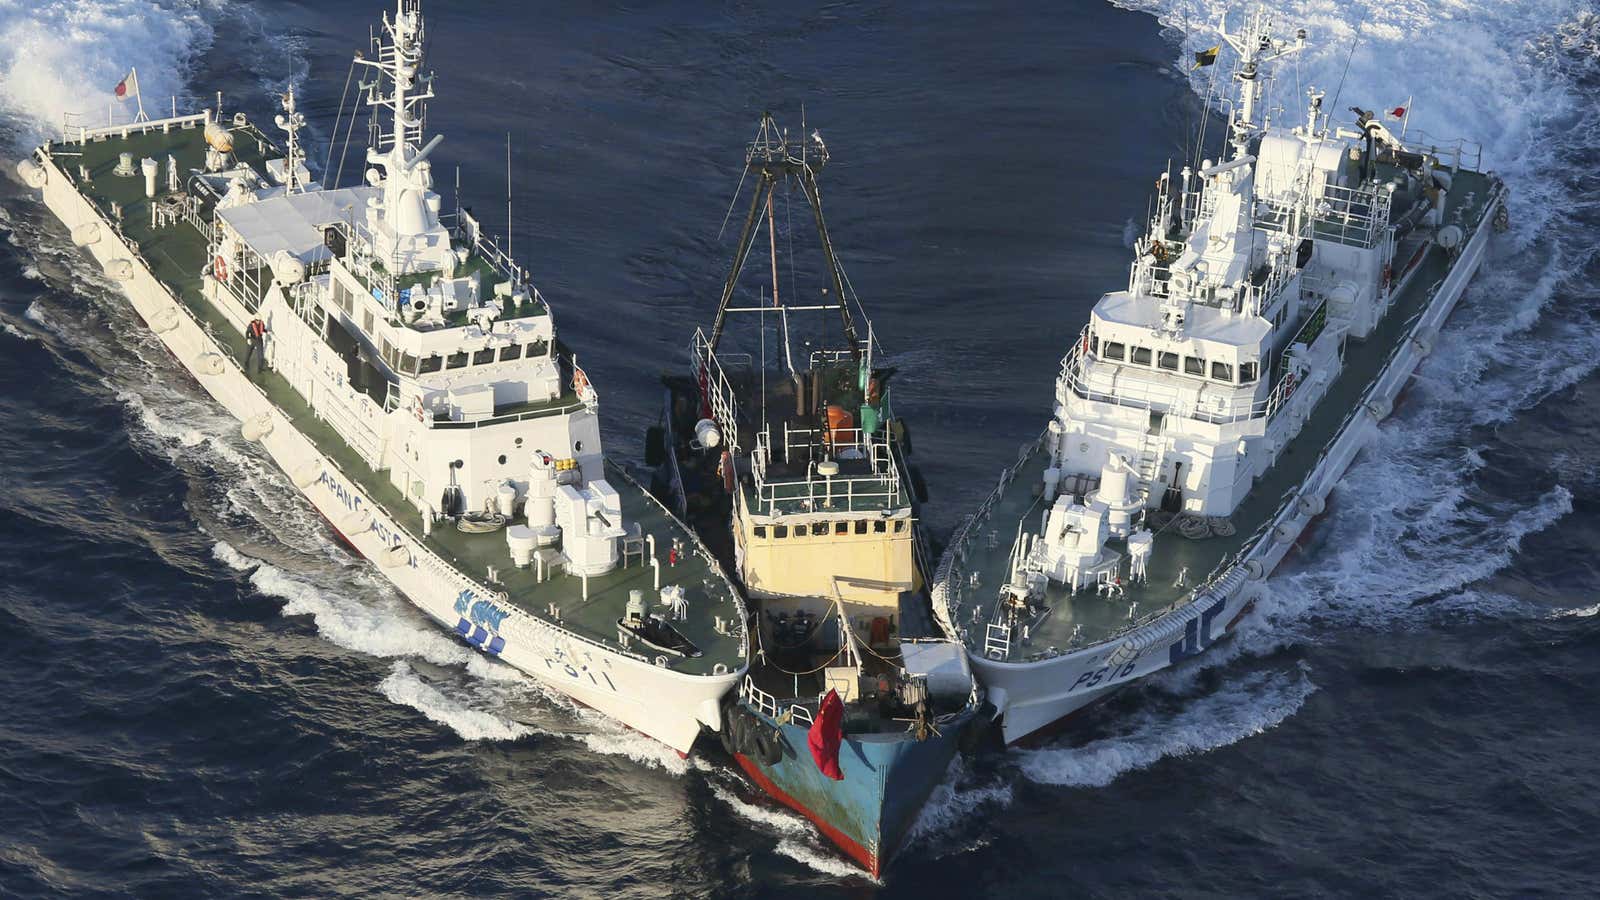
xmin=245 ymin=317 xmax=268 ymax=379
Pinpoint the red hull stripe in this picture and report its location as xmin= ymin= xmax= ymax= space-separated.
xmin=733 ymin=753 xmax=880 ymax=877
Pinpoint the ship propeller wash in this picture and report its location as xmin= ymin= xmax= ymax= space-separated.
xmin=651 ymin=115 xmax=981 ymax=876
xmin=933 ymin=7 xmax=1508 ymax=745
xmin=17 ymin=0 xmax=748 ymax=754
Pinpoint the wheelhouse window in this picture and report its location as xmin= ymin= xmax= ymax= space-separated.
xmin=400 ymin=352 xmax=418 ymax=375
xmin=1240 ymin=362 xmax=1260 ymax=384
xmin=472 ymin=347 xmax=496 ymax=366
xmin=499 ymin=344 xmax=523 ymax=362
xmin=1184 ymin=356 xmax=1205 ymax=376
xmin=1131 ymin=346 xmax=1152 ymax=366
xmin=1102 ymin=341 xmax=1125 ymax=361
xmin=1088 ymin=336 xmax=1099 ymax=356
xmin=1158 ymin=351 xmax=1179 ymax=371
xmin=419 ymin=355 xmax=442 ymax=374
xmin=754 ymin=525 xmax=767 ymax=539
xmin=773 ymin=525 xmax=788 ymax=539
xmin=810 ymin=522 xmax=828 ymax=536
xmin=1211 ymin=361 xmax=1233 ymax=382
xmin=446 ymin=351 xmax=469 ymax=370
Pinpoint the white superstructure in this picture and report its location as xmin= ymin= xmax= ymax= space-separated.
xmin=934 ymin=7 xmax=1507 ymax=744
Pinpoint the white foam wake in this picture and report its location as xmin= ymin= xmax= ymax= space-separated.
xmin=378 ymin=662 xmax=534 ymax=742
xmin=0 ymin=0 xmax=213 ymax=145
xmin=1016 ymin=664 xmax=1317 ymax=788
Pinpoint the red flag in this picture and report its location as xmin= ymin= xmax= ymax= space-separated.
xmin=807 ymin=689 xmax=845 ymax=780
xmin=1386 ymin=106 xmax=1406 ymax=120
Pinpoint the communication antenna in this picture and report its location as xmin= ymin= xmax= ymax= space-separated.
xmin=274 ymin=87 xmax=307 ymax=194
xmin=506 ymin=131 xmax=513 ymax=263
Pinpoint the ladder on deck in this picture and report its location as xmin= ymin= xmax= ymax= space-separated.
xmin=1134 ymin=431 xmax=1166 ymax=506
xmin=621 ymin=524 xmax=648 ymax=569
xmin=984 ymin=622 xmax=1012 ymax=660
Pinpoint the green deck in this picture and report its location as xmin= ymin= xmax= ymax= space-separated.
xmin=948 ymin=168 xmax=1499 ymax=660
xmin=48 ymin=120 xmax=745 ymax=675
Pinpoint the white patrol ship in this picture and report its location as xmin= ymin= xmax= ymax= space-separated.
xmin=15 ymin=0 xmax=747 ymax=755
xmin=932 ymin=7 xmax=1509 ymax=745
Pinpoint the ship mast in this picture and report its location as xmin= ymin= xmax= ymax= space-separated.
xmin=354 ymin=0 xmax=452 ymax=276
xmin=1216 ymin=7 xmax=1306 ymax=160
xmin=275 ymin=87 xmax=307 ymax=194
xmin=707 ymin=114 xmax=860 ymax=363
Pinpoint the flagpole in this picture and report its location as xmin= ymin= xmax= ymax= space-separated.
xmin=132 ymin=67 xmax=149 ymax=123
xmin=1400 ymin=93 xmax=1412 ymax=139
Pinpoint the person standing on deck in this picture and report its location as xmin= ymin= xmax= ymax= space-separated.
xmin=245 ymin=317 xmax=268 ymax=379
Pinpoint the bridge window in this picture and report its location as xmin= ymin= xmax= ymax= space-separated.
xmin=811 ymin=522 xmax=828 ymax=536
xmin=1184 ymin=356 xmax=1205 ymax=376
xmin=472 ymin=347 xmax=496 ymax=365
xmin=754 ymin=525 xmax=767 ymax=539
xmin=773 ymin=525 xmax=787 ymax=539
xmin=499 ymin=344 xmax=523 ymax=362
xmin=446 ymin=351 xmax=468 ymax=370
xmin=874 ymin=520 xmax=887 ymax=534
xmin=855 ymin=520 xmax=868 ymax=535
xmin=1102 ymin=341 xmax=1125 ymax=361
xmin=400 ymin=351 xmax=418 ymax=374
xmin=1088 ymin=336 xmax=1099 ymax=356
xmin=1211 ymin=361 xmax=1233 ymax=382
xmin=893 ymin=520 xmax=906 ymax=534
xmin=1131 ymin=346 xmax=1152 ymax=366
xmin=1158 ymin=351 xmax=1179 ymax=371
xmin=1240 ymin=362 xmax=1259 ymax=384
xmin=835 ymin=522 xmax=849 ymax=535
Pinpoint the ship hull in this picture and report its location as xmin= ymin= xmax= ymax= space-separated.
xmin=951 ymin=181 xmax=1505 ymax=747
xmin=28 ymin=142 xmax=740 ymax=756
xmin=729 ymin=704 xmax=978 ymax=877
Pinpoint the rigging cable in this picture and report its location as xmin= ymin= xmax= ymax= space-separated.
xmin=321 ymin=56 xmax=358 ymax=182
xmin=1328 ymin=15 xmax=1366 ymax=116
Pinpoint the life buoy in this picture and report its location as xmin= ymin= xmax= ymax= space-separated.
xmin=412 ymin=395 xmax=426 ymax=423
xmin=866 ymin=376 xmax=882 ymax=406
xmin=572 ymin=365 xmax=591 ymax=398
xmin=1151 ymin=241 xmax=1169 ymax=264
xmin=1380 ymin=264 xmax=1392 ymax=290
xmin=214 ymin=255 xmax=229 ymax=282
xmin=719 ymin=450 xmax=735 ymax=494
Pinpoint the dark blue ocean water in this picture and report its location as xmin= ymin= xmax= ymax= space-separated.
xmin=2 ymin=1 xmax=1599 ymax=896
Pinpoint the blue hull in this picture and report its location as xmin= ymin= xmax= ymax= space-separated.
xmin=732 ymin=704 xmax=977 ymax=876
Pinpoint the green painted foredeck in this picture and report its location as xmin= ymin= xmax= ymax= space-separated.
xmin=949 ymin=167 xmax=1500 ymax=660
xmin=49 ymin=122 xmax=745 ymax=675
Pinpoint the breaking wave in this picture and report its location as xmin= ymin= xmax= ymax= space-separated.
xmin=0 ymin=0 xmax=212 ymax=145
xmin=1017 ymin=663 xmax=1317 ymax=787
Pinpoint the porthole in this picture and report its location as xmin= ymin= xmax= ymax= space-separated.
xmin=498 ymin=454 xmax=507 ymax=465
xmin=574 ymin=440 xmax=584 ymax=452
xmin=514 ymin=437 xmax=524 ymax=448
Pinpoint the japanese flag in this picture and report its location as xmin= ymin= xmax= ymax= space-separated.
xmin=113 ymin=69 xmax=137 ymax=102
xmin=1386 ymin=105 xmax=1406 ymax=120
